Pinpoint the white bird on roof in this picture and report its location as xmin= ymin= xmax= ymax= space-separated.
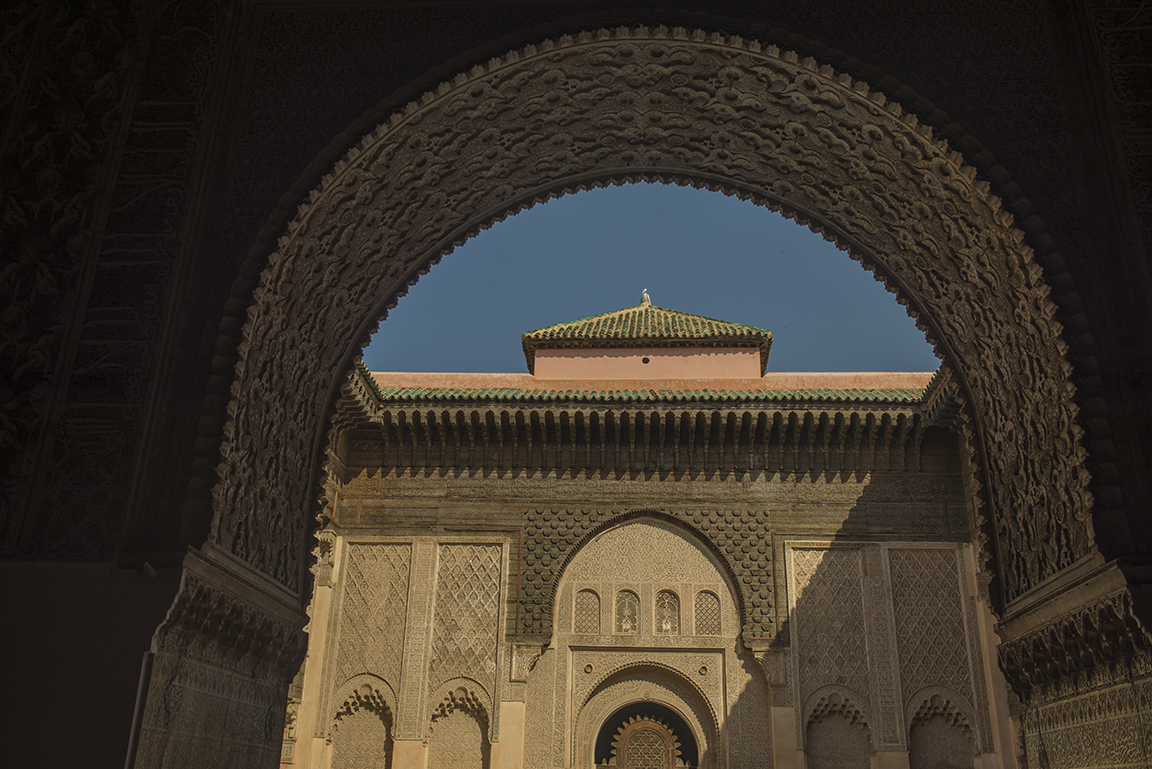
xmin=641 ymin=287 xmax=651 ymax=306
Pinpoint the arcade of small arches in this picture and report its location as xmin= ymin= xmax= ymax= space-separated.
xmin=572 ymin=587 xmax=721 ymax=637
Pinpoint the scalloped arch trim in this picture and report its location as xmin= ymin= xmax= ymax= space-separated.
xmin=213 ymin=26 xmax=1092 ymax=610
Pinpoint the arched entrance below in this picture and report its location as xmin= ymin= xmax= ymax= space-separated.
xmin=596 ymin=704 xmax=699 ymax=769
xmin=577 ymin=665 xmax=718 ymax=769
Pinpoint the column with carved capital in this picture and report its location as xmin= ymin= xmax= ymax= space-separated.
xmin=998 ymin=554 xmax=1152 ymax=767
xmin=126 ymin=546 xmax=309 ymax=769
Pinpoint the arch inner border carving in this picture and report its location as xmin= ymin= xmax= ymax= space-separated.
xmin=213 ymin=26 xmax=1092 ymax=613
xmin=575 ymin=663 xmax=718 ymax=769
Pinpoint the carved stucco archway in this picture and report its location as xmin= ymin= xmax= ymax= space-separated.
xmin=211 ymin=26 xmax=1090 ymax=619
xmin=575 ymin=663 xmax=719 ymax=769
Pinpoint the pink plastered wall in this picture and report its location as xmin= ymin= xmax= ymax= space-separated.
xmin=532 ymin=346 xmax=762 ymax=379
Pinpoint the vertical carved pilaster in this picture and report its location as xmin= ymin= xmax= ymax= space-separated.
xmin=395 ymin=540 xmax=437 ymax=740
xmin=129 ymin=547 xmax=307 ymax=769
xmin=863 ymin=545 xmax=904 ymax=751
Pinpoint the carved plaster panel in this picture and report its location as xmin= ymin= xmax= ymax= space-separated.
xmin=889 ymin=546 xmax=996 ymax=755
xmin=789 ymin=545 xmax=871 ymax=733
xmin=317 ymin=542 xmax=410 ymax=738
xmin=430 ymin=542 xmax=507 ymax=743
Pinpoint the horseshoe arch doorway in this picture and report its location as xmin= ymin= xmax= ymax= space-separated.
xmin=595 ymin=703 xmax=700 ymax=769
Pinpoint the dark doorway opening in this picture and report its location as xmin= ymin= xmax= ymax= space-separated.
xmin=594 ymin=701 xmax=699 ymax=767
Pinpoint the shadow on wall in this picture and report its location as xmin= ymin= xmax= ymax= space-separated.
xmin=738 ymin=435 xmax=989 ymax=769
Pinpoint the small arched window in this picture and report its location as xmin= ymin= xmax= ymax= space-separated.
xmin=655 ymin=590 xmax=680 ymax=635
xmin=615 ymin=590 xmax=640 ymax=634
xmin=695 ymin=591 xmax=720 ymax=635
xmin=574 ymin=589 xmax=600 ymax=633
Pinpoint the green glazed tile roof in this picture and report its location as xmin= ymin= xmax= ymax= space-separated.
xmin=367 ymin=386 xmax=925 ymax=405
xmin=521 ymin=302 xmax=773 ymax=374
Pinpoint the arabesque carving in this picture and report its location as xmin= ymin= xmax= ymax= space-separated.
xmin=150 ymin=569 xmax=306 ymax=675
xmin=430 ymin=544 xmax=501 ymax=693
xmin=998 ymin=588 xmax=1150 ymax=701
xmin=134 ymin=555 xmax=308 ymax=768
xmin=214 ymin=26 xmax=1091 ymax=609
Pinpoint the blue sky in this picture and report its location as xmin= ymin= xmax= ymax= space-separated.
xmin=361 ymin=182 xmax=939 ymax=374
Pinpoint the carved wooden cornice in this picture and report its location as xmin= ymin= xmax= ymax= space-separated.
xmin=336 ymin=364 xmax=937 ymax=475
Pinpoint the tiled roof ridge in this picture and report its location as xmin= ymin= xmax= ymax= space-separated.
xmin=522 ymin=302 xmax=773 ymax=374
xmin=522 ymin=302 xmax=771 ymax=340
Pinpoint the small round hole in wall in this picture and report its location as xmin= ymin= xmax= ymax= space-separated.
xmin=642 ymin=357 xmax=650 ymax=364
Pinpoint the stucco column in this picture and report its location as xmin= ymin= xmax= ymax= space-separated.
xmin=754 ymin=650 xmax=803 ymax=769
xmin=127 ymin=545 xmax=308 ymax=769
xmin=289 ymin=531 xmax=339 ymax=769
xmin=392 ymin=740 xmax=428 ymax=769
xmin=965 ymin=548 xmax=1019 ymax=769
xmin=872 ymin=751 xmax=910 ymax=769
xmin=998 ymin=553 xmax=1152 ymax=768
xmin=770 ymin=705 xmax=802 ymax=769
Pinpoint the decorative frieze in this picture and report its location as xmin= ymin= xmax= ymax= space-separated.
xmin=337 ymin=365 xmax=932 ymax=477
xmin=999 ymin=580 xmax=1151 ymax=705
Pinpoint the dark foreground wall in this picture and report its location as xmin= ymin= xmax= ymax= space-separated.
xmin=0 ymin=564 xmax=181 ymax=765
xmin=1 ymin=1 xmax=1149 ymax=766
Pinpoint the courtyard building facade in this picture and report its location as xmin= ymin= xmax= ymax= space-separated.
xmin=283 ymin=301 xmax=1016 ymax=768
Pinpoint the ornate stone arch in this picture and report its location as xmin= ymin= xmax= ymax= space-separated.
xmin=574 ymin=662 xmax=719 ymax=769
xmin=327 ymin=675 xmax=397 ymax=768
xmin=210 ymin=27 xmax=1091 ymax=622
xmin=905 ymin=687 xmax=976 ymax=746
xmin=328 ymin=674 xmax=398 ymax=741
xmin=907 ymin=691 xmax=978 ymax=767
xmin=427 ymin=680 xmax=493 ymax=769
xmin=428 ymin=677 xmax=494 ymax=741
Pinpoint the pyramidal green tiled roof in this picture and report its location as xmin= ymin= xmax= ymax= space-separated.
xmin=522 ymin=302 xmax=773 ymax=374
